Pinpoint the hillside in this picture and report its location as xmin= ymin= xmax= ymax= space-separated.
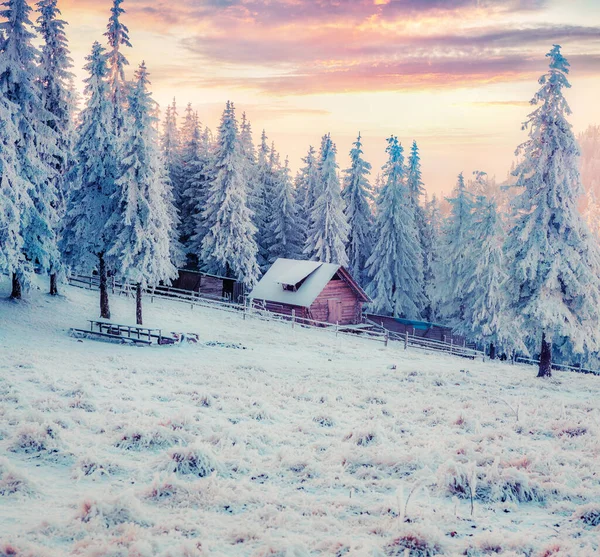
xmin=0 ymin=279 xmax=599 ymax=556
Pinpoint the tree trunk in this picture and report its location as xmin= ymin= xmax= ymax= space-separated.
xmin=10 ymin=273 xmax=22 ymax=300
xmin=136 ymin=283 xmax=143 ymax=325
xmin=50 ymin=273 xmax=58 ymax=296
xmin=99 ymin=254 xmax=111 ymax=319
xmin=537 ymin=333 xmax=552 ymax=378
xmin=489 ymin=342 xmax=496 ymax=360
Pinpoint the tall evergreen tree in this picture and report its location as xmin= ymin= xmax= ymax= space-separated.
xmin=198 ymin=101 xmax=259 ymax=287
xmin=365 ymin=136 xmax=425 ymax=318
xmin=294 ymin=145 xmax=319 ymax=250
xmin=0 ymin=0 xmax=59 ymax=299
xmin=160 ymin=98 xmax=181 ymax=205
xmin=342 ymin=132 xmax=373 ymax=284
xmin=406 ymin=140 xmax=429 ymax=315
xmin=505 ymin=45 xmax=600 ymax=377
xmin=460 ymin=196 xmax=518 ymax=358
xmin=434 ymin=173 xmax=475 ymax=327
xmin=178 ymin=103 xmax=200 ymax=244
xmin=104 ymin=0 xmax=131 ymax=136
xmin=0 ymin=91 xmax=25 ymax=284
xmin=108 ymin=62 xmax=178 ymax=324
xmin=423 ymin=194 xmax=442 ymax=321
xmin=268 ymin=157 xmax=303 ymax=263
xmin=304 ymin=133 xmax=349 ymax=265
xmin=36 ymin=0 xmax=75 ymax=295
xmin=186 ymin=126 xmax=214 ymax=262
xmin=252 ymin=130 xmax=278 ymax=270
xmin=60 ymin=42 xmax=118 ymax=319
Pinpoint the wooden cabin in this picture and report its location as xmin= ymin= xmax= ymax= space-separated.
xmin=172 ymin=269 xmax=245 ymax=303
xmin=249 ymin=259 xmax=371 ymax=325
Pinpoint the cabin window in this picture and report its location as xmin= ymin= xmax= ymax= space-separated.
xmin=331 ymin=272 xmax=342 ymax=280
xmin=282 ymin=283 xmax=298 ymax=292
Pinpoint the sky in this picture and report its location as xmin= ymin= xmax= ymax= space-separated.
xmin=58 ymin=0 xmax=600 ymax=196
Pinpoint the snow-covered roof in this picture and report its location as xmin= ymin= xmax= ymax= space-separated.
xmin=249 ymin=258 xmax=369 ymax=308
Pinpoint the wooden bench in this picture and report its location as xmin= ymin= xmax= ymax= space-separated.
xmin=69 ymin=328 xmax=152 ymax=345
xmin=88 ymin=320 xmax=163 ymax=343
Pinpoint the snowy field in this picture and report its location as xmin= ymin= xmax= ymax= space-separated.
xmin=0 ymin=279 xmax=599 ymax=557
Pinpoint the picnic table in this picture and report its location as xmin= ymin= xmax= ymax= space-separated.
xmin=69 ymin=320 xmax=198 ymax=346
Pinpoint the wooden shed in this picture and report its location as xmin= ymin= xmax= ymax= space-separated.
xmin=249 ymin=259 xmax=371 ymax=325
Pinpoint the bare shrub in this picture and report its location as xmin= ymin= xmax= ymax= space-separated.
xmin=160 ymin=445 xmax=220 ymax=478
xmin=384 ymin=528 xmax=443 ymax=556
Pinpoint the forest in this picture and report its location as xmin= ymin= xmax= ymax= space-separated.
xmin=2 ymin=0 xmax=600 ymax=376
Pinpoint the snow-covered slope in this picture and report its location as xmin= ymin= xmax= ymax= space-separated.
xmin=0 ymin=279 xmax=599 ymax=556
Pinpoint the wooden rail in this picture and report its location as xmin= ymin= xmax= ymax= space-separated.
xmin=514 ymin=356 xmax=600 ymax=376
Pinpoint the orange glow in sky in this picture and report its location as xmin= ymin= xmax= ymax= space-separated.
xmin=58 ymin=0 xmax=600 ymax=195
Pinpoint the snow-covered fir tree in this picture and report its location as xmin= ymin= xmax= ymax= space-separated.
xmin=294 ymin=145 xmax=319 ymax=249
xmin=365 ymin=136 xmax=425 ymax=319
xmin=268 ymin=157 xmax=304 ymax=263
xmin=406 ymin=140 xmax=430 ymax=315
xmin=160 ymin=98 xmax=181 ymax=205
xmin=434 ymin=172 xmax=475 ymax=327
xmin=505 ymin=45 xmax=600 ymax=377
xmin=342 ymin=132 xmax=373 ymax=284
xmin=177 ymin=103 xmax=201 ymax=244
xmin=459 ymin=195 xmax=519 ymax=358
xmin=198 ymin=101 xmax=259 ymax=287
xmin=185 ymin=126 xmax=214 ymax=262
xmin=252 ymin=130 xmax=278 ymax=270
xmin=60 ymin=42 xmax=118 ymax=318
xmin=36 ymin=0 xmax=75 ymax=295
xmin=422 ymin=194 xmax=442 ymax=321
xmin=0 ymin=0 xmax=59 ymax=299
xmin=104 ymin=0 xmax=131 ymax=136
xmin=304 ymin=133 xmax=349 ymax=265
xmin=108 ymin=62 xmax=178 ymax=324
xmin=0 ymin=89 xmax=24 ymax=286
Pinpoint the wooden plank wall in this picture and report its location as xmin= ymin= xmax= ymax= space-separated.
xmin=310 ymin=278 xmax=363 ymax=324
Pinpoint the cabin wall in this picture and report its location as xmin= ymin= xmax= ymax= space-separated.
xmin=252 ymin=300 xmax=308 ymax=320
xmin=309 ymin=279 xmax=363 ymax=325
xmin=365 ymin=313 xmax=465 ymax=345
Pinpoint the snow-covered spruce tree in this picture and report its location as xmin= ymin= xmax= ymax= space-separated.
xmin=186 ymin=126 xmax=214 ymax=263
xmin=252 ymin=130 xmax=274 ymax=270
xmin=60 ymin=42 xmax=118 ymax=319
xmin=161 ymin=98 xmax=182 ymax=206
xmin=342 ymin=132 xmax=373 ymax=284
xmin=459 ymin=195 xmax=517 ymax=358
xmin=365 ymin=136 xmax=425 ymax=319
xmin=104 ymin=0 xmax=131 ymax=137
xmin=0 ymin=92 xmax=26 ymax=286
xmin=177 ymin=103 xmax=200 ymax=244
xmin=108 ymin=62 xmax=178 ymax=324
xmin=0 ymin=0 xmax=59 ymax=299
xmin=198 ymin=101 xmax=260 ymax=287
xmin=304 ymin=134 xmax=349 ymax=265
xmin=423 ymin=194 xmax=443 ymax=321
xmin=36 ymin=0 xmax=75 ymax=295
xmin=406 ymin=140 xmax=430 ymax=317
xmin=505 ymin=45 xmax=600 ymax=377
xmin=294 ymin=145 xmax=319 ymax=250
xmin=434 ymin=173 xmax=475 ymax=328
xmin=268 ymin=157 xmax=304 ymax=263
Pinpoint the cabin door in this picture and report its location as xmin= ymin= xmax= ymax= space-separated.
xmin=327 ymin=299 xmax=342 ymax=324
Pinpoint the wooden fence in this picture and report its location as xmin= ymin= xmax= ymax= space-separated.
xmin=513 ymin=355 xmax=600 ymax=376
xmin=67 ymin=274 xmax=484 ymax=360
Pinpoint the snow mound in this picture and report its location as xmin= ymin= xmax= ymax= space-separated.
xmin=0 ymin=458 xmax=35 ymax=497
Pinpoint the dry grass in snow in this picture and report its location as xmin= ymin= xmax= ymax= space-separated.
xmin=0 ymin=278 xmax=599 ymax=556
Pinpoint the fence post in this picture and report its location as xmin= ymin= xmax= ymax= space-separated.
xmin=450 ymin=338 xmax=453 ymax=353
xmin=111 ymin=276 xmax=115 ymax=294
xmin=404 ymin=331 xmax=408 ymax=350
xmin=384 ymin=330 xmax=389 ymax=347
xmin=243 ymin=297 xmax=247 ymax=320
xmin=336 ymin=321 xmax=339 ymax=337
xmin=292 ymin=309 xmax=295 ymax=329
xmin=89 ymin=276 xmax=93 ymax=290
